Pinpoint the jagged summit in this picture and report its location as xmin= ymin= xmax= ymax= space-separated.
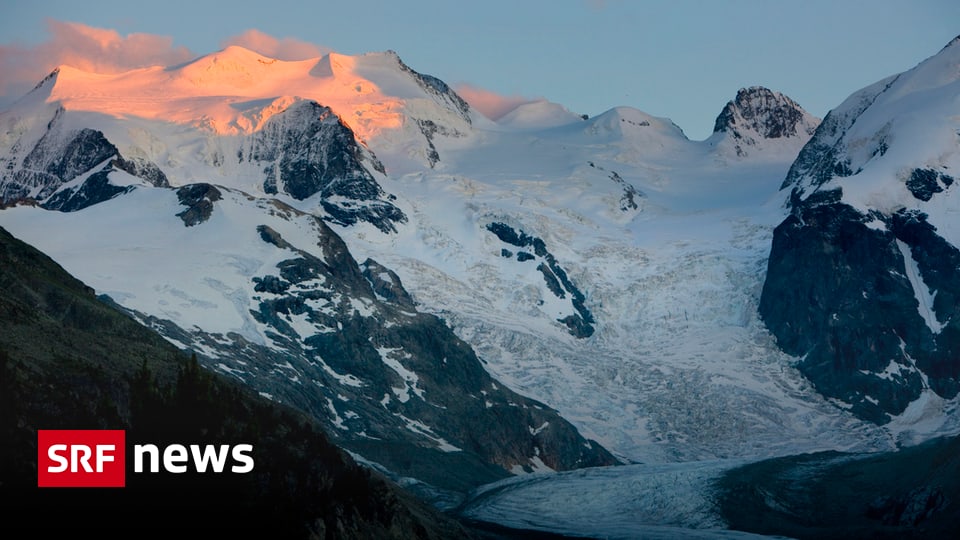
xmin=712 ymin=86 xmax=812 ymax=138
xmin=31 ymin=67 xmax=61 ymax=92
xmin=710 ymin=86 xmax=819 ymax=157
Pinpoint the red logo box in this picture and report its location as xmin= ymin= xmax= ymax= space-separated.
xmin=37 ymin=430 xmax=126 ymax=488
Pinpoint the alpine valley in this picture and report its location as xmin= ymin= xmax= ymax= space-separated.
xmin=2 ymin=33 xmax=960 ymax=538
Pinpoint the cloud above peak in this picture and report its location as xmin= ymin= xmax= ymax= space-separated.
xmin=221 ymin=29 xmax=332 ymax=61
xmin=0 ymin=20 xmax=335 ymax=106
xmin=40 ymin=20 xmax=195 ymax=72
xmin=0 ymin=20 xmax=195 ymax=105
xmin=455 ymin=83 xmax=544 ymax=121
xmin=0 ymin=19 xmax=539 ymax=124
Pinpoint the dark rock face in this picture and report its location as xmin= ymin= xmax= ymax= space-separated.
xmin=486 ymin=222 xmax=595 ymax=338
xmin=760 ymin=201 xmax=923 ymax=423
xmin=252 ymin=101 xmax=378 ymax=200
xmin=759 ymin=51 xmax=960 ymax=424
xmin=388 ymin=51 xmax=470 ymax=167
xmin=114 ymin=155 xmax=170 ymax=188
xmin=0 ymin=108 xmax=169 ymax=209
xmin=906 ymin=168 xmax=954 ymax=202
xmin=36 ymin=152 xmax=170 ymax=213
xmin=416 ymin=120 xmax=443 ymax=167
xmin=587 ymin=162 xmax=644 ymax=212
xmin=41 ymin=169 xmax=133 ymax=212
xmin=1 ymin=99 xmax=404 ymax=233
xmin=868 ymin=487 xmax=948 ymax=527
xmin=362 ymin=258 xmax=417 ymax=310
xmin=5 ymin=124 xmax=171 ymax=213
xmin=249 ymin=217 xmax=616 ymax=482
xmin=1 ymin=120 xmax=119 ymax=202
xmin=244 ymin=100 xmax=405 ymax=233
xmin=23 ymin=127 xmax=118 ymax=194
xmin=175 ymin=183 xmax=223 ymax=226
xmin=125 ymin=200 xmax=616 ymax=493
xmin=760 ymin=196 xmax=960 ymax=423
xmin=610 ymin=170 xmax=642 ymax=211
xmin=712 ymin=86 xmax=817 ymax=156
xmin=0 ymin=225 xmax=479 ymax=539
xmin=713 ymin=87 xmax=812 ymax=139
xmin=717 ymin=434 xmax=960 ymax=540
xmin=888 ymin=211 xmax=960 ymax=399
xmin=392 ymin=52 xmax=472 ymax=124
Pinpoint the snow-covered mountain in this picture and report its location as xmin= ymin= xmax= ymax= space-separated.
xmin=0 ymin=46 xmax=480 ymax=230
xmin=760 ymin=36 xmax=960 ymax=430
xmin=1 ymin=37 xmax=959 ymax=519
xmin=709 ymin=86 xmax=820 ymax=159
xmin=0 ymin=47 xmax=618 ymax=495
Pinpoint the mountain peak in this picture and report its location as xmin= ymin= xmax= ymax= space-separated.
xmin=32 ymin=67 xmax=61 ymax=92
xmin=5 ymin=44 xmax=474 ymax=159
xmin=193 ymin=44 xmax=278 ymax=64
xmin=713 ymin=86 xmax=817 ymax=139
xmin=710 ymin=86 xmax=819 ymax=157
xmin=174 ymin=45 xmax=292 ymax=90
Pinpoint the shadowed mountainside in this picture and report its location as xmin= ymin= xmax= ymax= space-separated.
xmin=0 ymin=224 xmax=477 ymax=538
xmin=718 ymin=435 xmax=960 ymax=539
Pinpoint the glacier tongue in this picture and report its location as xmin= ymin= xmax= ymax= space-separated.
xmin=458 ymin=459 xmax=775 ymax=540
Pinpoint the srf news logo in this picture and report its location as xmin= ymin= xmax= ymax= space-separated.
xmin=37 ymin=430 xmax=254 ymax=488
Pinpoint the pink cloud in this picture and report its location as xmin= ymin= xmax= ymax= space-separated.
xmin=0 ymin=20 xmax=195 ymax=104
xmin=455 ymin=83 xmax=543 ymax=121
xmin=221 ymin=29 xmax=332 ymax=61
xmin=42 ymin=20 xmax=194 ymax=72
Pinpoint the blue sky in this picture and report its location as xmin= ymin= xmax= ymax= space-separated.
xmin=2 ymin=0 xmax=958 ymax=140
